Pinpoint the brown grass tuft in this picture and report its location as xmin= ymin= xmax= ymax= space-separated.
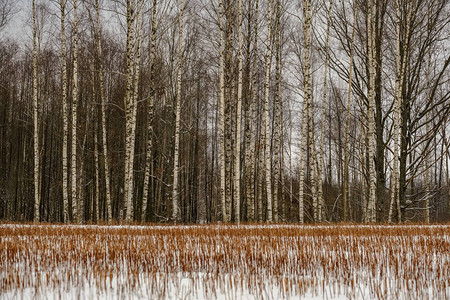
xmin=0 ymin=224 xmax=448 ymax=299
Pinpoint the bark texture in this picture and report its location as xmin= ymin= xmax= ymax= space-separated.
xmin=172 ymin=0 xmax=184 ymax=222
xmin=32 ymin=0 xmax=40 ymax=222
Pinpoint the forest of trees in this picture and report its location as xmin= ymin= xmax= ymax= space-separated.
xmin=0 ymin=0 xmax=449 ymax=223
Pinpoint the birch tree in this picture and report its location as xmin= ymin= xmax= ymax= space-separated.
xmin=224 ymin=1 xmax=234 ymax=222
xmin=32 ymin=0 xmax=40 ymax=222
xmin=424 ymin=115 xmax=431 ymax=223
xmin=309 ymin=99 xmax=318 ymax=221
xmin=233 ymin=0 xmax=244 ymax=223
xmin=313 ymin=0 xmax=333 ymax=222
xmin=389 ymin=0 xmax=412 ymax=223
xmin=172 ymin=0 xmax=184 ymax=222
xmin=94 ymin=0 xmax=112 ymax=222
xmin=142 ymin=0 xmax=157 ymax=222
xmin=94 ymin=121 xmax=100 ymax=221
xmin=71 ymin=0 xmax=80 ymax=223
xmin=124 ymin=0 xmax=145 ymax=223
xmin=398 ymin=0 xmax=449 ymax=222
xmin=59 ymin=0 xmax=69 ymax=223
xmin=245 ymin=0 xmax=259 ymax=222
xmin=126 ymin=0 xmax=144 ymax=222
xmin=272 ymin=0 xmax=282 ymax=223
xmin=263 ymin=0 xmax=274 ymax=222
xmin=366 ymin=0 xmax=377 ymax=223
xmin=218 ymin=0 xmax=227 ymax=222
xmin=342 ymin=1 xmax=356 ymax=222
xmin=298 ymin=0 xmax=312 ymax=223
xmin=2 ymin=0 xmax=450 ymax=224
xmin=123 ymin=0 xmax=135 ymax=222
xmin=424 ymin=48 xmax=433 ymax=224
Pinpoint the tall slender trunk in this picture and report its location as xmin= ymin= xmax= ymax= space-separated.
xmin=233 ymin=0 xmax=244 ymax=223
xmin=280 ymin=110 xmax=286 ymax=221
xmin=243 ymin=6 xmax=250 ymax=222
xmin=389 ymin=0 xmax=412 ymax=223
xmin=343 ymin=1 xmax=357 ymax=223
xmin=257 ymin=127 xmax=264 ymax=221
xmin=59 ymin=0 xmax=69 ymax=223
xmin=172 ymin=0 xmax=184 ymax=222
xmin=309 ymin=118 xmax=318 ymax=221
xmin=298 ymin=0 xmax=312 ymax=224
xmin=288 ymin=108 xmax=293 ymax=222
xmin=424 ymin=52 xmax=432 ymax=224
xmin=142 ymin=0 xmax=157 ymax=222
xmin=71 ymin=0 xmax=80 ymax=223
xmin=263 ymin=0 xmax=274 ymax=222
xmin=360 ymin=106 xmax=368 ymax=222
xmin=246 ymin=0 xmax=259 ymax=222
xmin=196 ymin=89 xmax=207 ymax=223
xmin=424 ymin=115 xmax=431 ymax=223
xmin=124 ymin=0 xmax=136 ymax=222
xmin=125 ymin=0 xmax=144 ymax=222
xmin=94 ymin=124 xmax=100 ymax=222
xmin=424 ymin=5 xmax=434 ymax=223
xmin=32 ymin=0 xmax=40 ymax=222
xmin=446 ymin=135 xmax=450 ymax=218
xmin=317 ymin=0 xmax=333 ymax=223
xmin=218 ymin=0 xmax=227 ymax=222
xmin=224 ymin=2 xmax=234 ymax=222
xmin=366 ymin=0 xmax=377 ymax=223
xmin=95 ymin=0 xmax=112 ymax=223
xmin=243 ymin=0 xmax=252 ymax=223
xmin=272 ymin=0 xmax=282 ymax=223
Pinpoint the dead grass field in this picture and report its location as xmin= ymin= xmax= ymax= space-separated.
xmin=0 ymin=224 xmax=449 ymax=299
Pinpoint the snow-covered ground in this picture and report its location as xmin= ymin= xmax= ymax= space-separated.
xmin=1 ymin=224 xmax=448 ymax=299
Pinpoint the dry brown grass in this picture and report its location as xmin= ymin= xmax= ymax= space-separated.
xmin=0 ymin=224 xmax=448 ymax=299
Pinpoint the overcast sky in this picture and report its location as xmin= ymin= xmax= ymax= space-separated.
xmin=1 ymin=0 xmax=30 ymax=46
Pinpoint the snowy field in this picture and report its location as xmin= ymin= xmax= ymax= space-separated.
xmin=0 ymin=224 xmax=448 ymax=299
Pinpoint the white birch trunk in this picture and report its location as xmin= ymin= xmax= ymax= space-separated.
xmin=388 ymin=0 xmax=402 ymax=223
xmin=233 ymin=0 xmax=244 ymax=224
xmin=32 ymin=0 xmax=40 ymax=223
xmin=243 ymin=0 xmax=252 ymax=223
xmin=258 ymin=133 xmax=264 ymax=222
xmin=125 ymin=0 xmax=144 ymax=223
xmin=308 ymin=91 xmax=317 ymax=221
xmin=390 ymin=0 xmax=413 ymax=224
xmin=343 ymin=1 xmax=357 ymax=223
xmin=224 ymin=4 xmax=234 ymax=222
xmin=71 ymin=0 xmax=80 ymax=223
xmin=280 ymin=119 xmax=286 ymax=221
xmin=272 ymin=0 xmax=282 ymax=223
xmin=298 ymin=0 xmax=312 ymax=224
xmin=366 ymin=0 xmax=377 ymax=223
xmin=263 ymin=0 xmax=274 ymax=222
xmin=124 ymin=0 xmax=136 ymax=222
xmin=172 ymin=0 xmax=184 ymax=222
xmin=359 ymin=107 xmax=368 ymax=222
xmin=246 ymin=0 xmax=259 ymax=222
xmin=309 ymin=122 xmax=318 ymax=221
xmin=218 ymin=0 xmax=227 ymax=222
xmin=142 ymin=0 xmax=157 ymax=222
xmin=289 ymin=109 xmax=294 ymax=222
xmin=59 ymin=0 xmax=69 ymax=223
